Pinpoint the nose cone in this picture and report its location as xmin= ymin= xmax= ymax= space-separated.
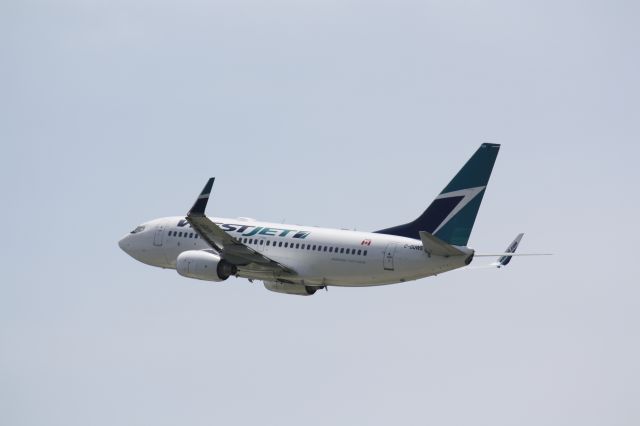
xmin=118 ymin=234 xmax=132 ymax=254
xmin=118 ymin=228 xmax=166 ymax=267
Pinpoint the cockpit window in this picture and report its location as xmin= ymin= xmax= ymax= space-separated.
xmin=130 ymin=225 xmax=146 ymax=234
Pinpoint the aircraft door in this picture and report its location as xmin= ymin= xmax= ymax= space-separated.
xmin=153 ymin=226 xmax=165 ymax=247
xmin=383 ymin=243 xmax=397 ymax=271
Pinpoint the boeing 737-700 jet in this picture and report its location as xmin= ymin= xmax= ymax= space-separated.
xmin=119 ymin=143 xmax=545 ymax=296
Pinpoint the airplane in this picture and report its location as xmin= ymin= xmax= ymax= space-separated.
xmin=118 ymin=143 xmax=547 ymax=296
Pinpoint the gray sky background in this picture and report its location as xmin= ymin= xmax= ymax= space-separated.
xmin=1 ymin=0 xmax=639 ymax=425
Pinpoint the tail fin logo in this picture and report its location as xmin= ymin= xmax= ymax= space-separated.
xmin=373 ymin=144 xmax=500 ymax=245
xmin=432 ymin=186 xmax=486 ymax=235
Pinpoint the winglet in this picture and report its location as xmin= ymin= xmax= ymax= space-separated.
xmin=495 ymin=233 xmax=524 ymax=267
xmin=188 ymin=178 xmax=215 ymax=216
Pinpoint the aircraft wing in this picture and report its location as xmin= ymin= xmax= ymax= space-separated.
xmin=473 ymin=233 xmax=552 ymax=268
xmin=186 ymin=178 xmax=295 ymax=275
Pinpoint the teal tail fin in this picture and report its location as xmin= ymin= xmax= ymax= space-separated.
xmin=375 ymin=143 xmax=500 ymax=246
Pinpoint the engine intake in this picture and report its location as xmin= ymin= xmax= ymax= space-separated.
xmin=176 ymin=251 xmax=237 ymax=282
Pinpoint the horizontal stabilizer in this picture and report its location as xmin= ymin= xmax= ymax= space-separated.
xmin=419 ymin=231 xmax=465 ymax=257
xmin=474 ymin=253 xmax=553 ymax=257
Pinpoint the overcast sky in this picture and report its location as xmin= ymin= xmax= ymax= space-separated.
xmin=1 ymin=0 xmax=639 ymax=425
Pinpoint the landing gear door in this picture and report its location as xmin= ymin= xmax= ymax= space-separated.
xmin=153 ymin=226 xmax=165 ymax=247
xmin=383 ymin=243 xmax=397 ymax=271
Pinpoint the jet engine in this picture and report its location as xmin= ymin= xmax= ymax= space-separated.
xmin=176 ymin=250 xmax=237 ymax=282
xmin=263 ymin=281 xmax=321 ymax=296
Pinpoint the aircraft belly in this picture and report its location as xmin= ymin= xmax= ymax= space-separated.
xmin=164 ymin=243 xmax=467 ymax=287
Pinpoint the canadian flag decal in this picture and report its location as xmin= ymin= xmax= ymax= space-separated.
xmin=361 ymin=239 xmax=372 ymax=246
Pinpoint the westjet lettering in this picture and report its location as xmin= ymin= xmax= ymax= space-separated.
xmin=177 ymin=219 xmax=311 ymax=239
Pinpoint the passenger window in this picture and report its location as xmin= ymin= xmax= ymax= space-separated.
xmin=260 ymin=240 xmax=263 ymax=245
xmin=312 ymin=245 xmax=316 ymax=250
xmin=364 ymin=250 xmax=368 ymax=256
xmin=266 ymin=241 xmax=270 ymax=246
xmin=323 ymin=246 xmax=327 ymax=252
xmin=329 ymin=247 xmax=333 ymax=253
xmin=284 ymin=242 xmax=288 ymax=248
xmin=296 ymin=243 xmax=300 ymax=249
xmin=279 ymin=242 xmax=283 ymax=247
xmin=340 ymin=248 xmax=344 ymax=254
xmin=357 ymin=249 xmax=361 ymax=255
xmin=178 ymin=232 xmax=183 ymax=237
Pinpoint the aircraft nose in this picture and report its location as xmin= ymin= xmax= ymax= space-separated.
xmin=118 ymin=230 xmax=161 ymax=266
xmin=118 ymin=234 xmax=131 ymax=254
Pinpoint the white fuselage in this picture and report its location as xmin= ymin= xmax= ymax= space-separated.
xmin=119 ymin=216 xmax=474 ymax=287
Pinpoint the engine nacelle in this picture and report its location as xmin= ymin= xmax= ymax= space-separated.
xmin=176 ymin=250 xmax=237 ymax=282
xmin=263 ymin=281 xmax=319 ymax=296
